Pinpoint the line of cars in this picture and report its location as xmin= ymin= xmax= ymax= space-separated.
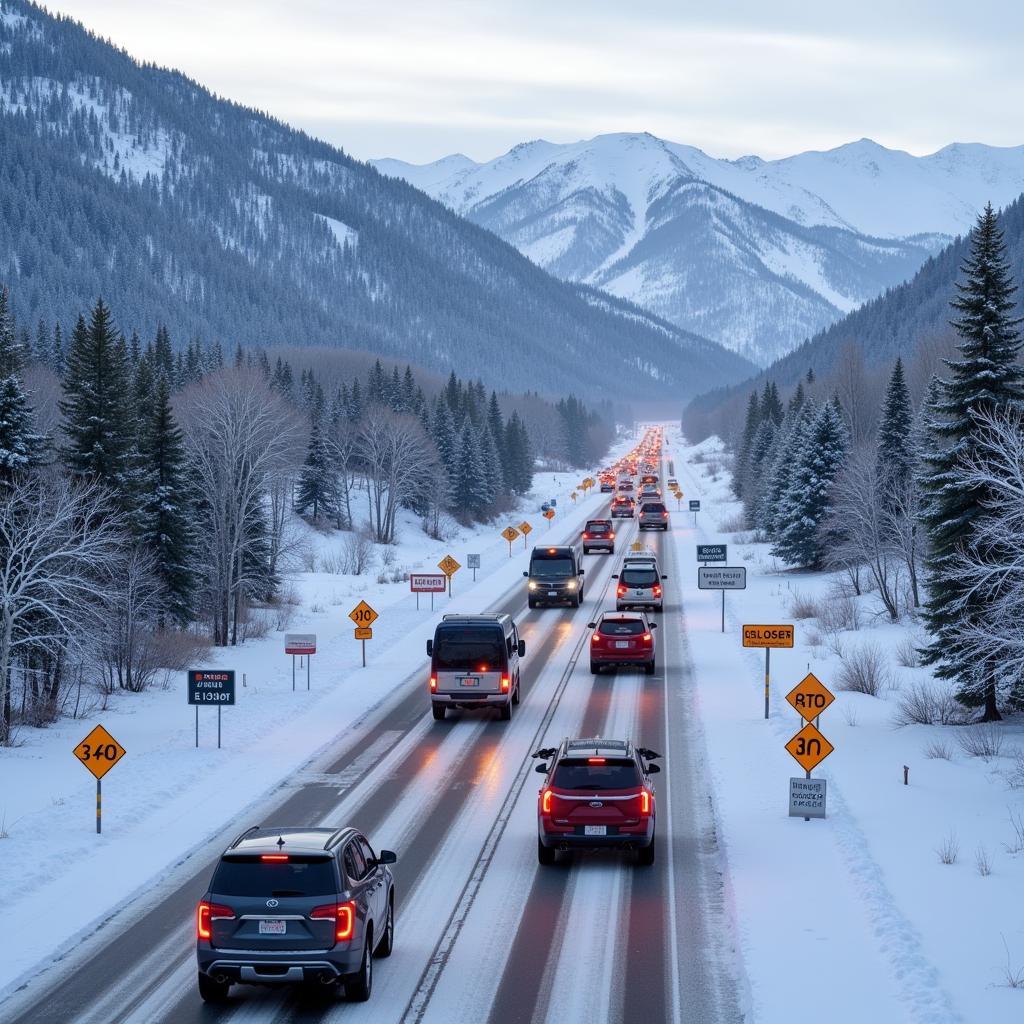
xmin=193 ymin=429 xmax=668 ymax=1004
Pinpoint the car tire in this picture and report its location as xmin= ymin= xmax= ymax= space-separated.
xmin=198 ymin=971 xmax=231 ymax=1003
xmin=375 ymin=893 xmax=394 ymax=958
xmin=346 ymin=926 xmax=373 ymax=1002
xmin=528 ymin=598 xmax=537 ymax=609
xmin=637 ymin=839 xmax=656 ymax=866
xmin=431 ymin=704 xmax=446 ymax=721
xmin=571 ymin=593 xmax=581 ymax=608
xmin=499 ymin=701 xmax=512 ymax=721
xmin=538 ymin=838 xmax=557 ymax=866
xmin=644 ymin=660 xmax=656 ymax=676
xmin=512 ymin=681 xmax=521 ymax=705
xmin=590 ymin=660 xmax=600 ymax=674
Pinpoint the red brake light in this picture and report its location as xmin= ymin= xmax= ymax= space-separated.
xmin=588 ymin=757 xmax=606 ymax=764
xmin=583 ymin=533 xmax=590 ymax=539
xmin=197 ymin=901 xmax=235 ymax=940
xmin=311 ymin=900 xmax=356 ymax=942
xmin=653 ymin=585 xmax=662 ymax=598
xmin=541 ymin=789 xmax=553 ymax=814
xmin=500 ymin=675 xmax=510 ymax=692
xmin=591 ymin=633 xmax=600 ymax=643
xmin=609 ymin=532 xmax=615 ymax=539
xmin=429 ymin=676 xmax=437 ymax=691
xmin=261 ymin=854 xmax=289 ymax=861
xmin=617 ymin=585 xmax=627 ymax=597
xmin=642 ymin=632 xmax=652 ymax=643
xmin=640 ymin=790 xmax=651 ymax=815
xmin=548 ymin=548 xmax=556 ymax=554
xmin=662 ymin=511 xmax=668 ymax=517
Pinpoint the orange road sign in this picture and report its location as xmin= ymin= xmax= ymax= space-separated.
xmin=438 ymin=554 xmax=461 ymax=576
xmin=543 ymin=509 xmax=555 ymax=520
xmin=349 ymin=600 xmax=378 ymax=627
xmin=742 ymin=624 xmax=795 ymax=648
xmin=354 ymin=626 xmax=373 ymax=640
xmin=786 ymin=673 xmax=835 ymax=722
xmin=785 ymin=722 xmax=834 ymax=772
xmin=501 ymin=526 xmax=520 ymax=543
xmin=74 ymin=724 xmax=126 ymax=780
xmin=519 ymin=521 xmax=533 ymax=535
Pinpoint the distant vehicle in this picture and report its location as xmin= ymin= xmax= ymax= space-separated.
xmin=534 ymin=738 xmax=660 ymax=865
xmin=617 ymin=479 xmax=634 ymax=494
xmin=667 ymin=478 xmax=678 ymax=490
xmin=582 ymin=519 xmax=615 ymax=555
xmin=525 ymin=544 xmax=585 ymax=608
xmin=600 ymin=480 xmax=615 ymax=493
xmin=426 ymin=614 xmax=524 ymax=720
xmin=638 ymin=501 xmax=669 ymax=531
xmin=611 ymin=495 xmax=635 ymax=518
xmin=588 ymin=611 xmax=658 ymax=675
xmin=639 ymin=485 xmax=661 ymax=501
xmin=540 ymin=502 xmax=550 ymax=512
xmin=614 ymin=558 xmax=668 ymax=612
xmin=196 ymin=827 xmax=396 ymax=1003
xmin=641 ymin=473 xmax=659 ymax=487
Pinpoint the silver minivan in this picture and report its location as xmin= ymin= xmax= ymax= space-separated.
xmin=426 ymin=614 xmax=525 ymax=721
xmin=613 ymin=557 xmax=668 ymax=612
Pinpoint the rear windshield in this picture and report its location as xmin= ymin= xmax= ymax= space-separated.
xmin=553 ymin=758 xmax=640 ymax=791
xmin=212 ymin=856 xmax=337 ymax=897
xmin=641 ymin=503 xmax=666 ymax=513
xmin=530 ymin=557 xmax=573 ymax=577
xmin=586 ymin=522 xmax=610 ymax=533
xmin=598 ymin=619 xmax=645 ymax=636
xmin=621 ymin=568 xmax=659 ymax=587
xmin=434 ymin=628 xmax=506 ymax=672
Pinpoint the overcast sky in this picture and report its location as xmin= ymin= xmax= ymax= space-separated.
xmin=50 ymin=0 xmax=1024 ymax=165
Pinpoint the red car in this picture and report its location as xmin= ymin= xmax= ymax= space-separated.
xmin=587 ymin=611 xmax=657 ymax=674
xmin=611 ymin=495 xmax=635 ymax=518
xmin=534 ymin=738 xmax=660 ymax=865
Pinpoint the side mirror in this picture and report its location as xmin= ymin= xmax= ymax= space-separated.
xmin=661 ymin=574 xmax=668 ymax=580
xmin=650 ymin=622 xmax=658 ymax=629
xmin=425 ymin=639 xmax=433 ymax=657
xmin=534 ymin=763 xmax=549 ymax=774
xmin=579 ymin=567 xmax=585 ymax=575
xmin=523 ymin=571 xmax=528 ymax=577
xmin=611 ymin=573 xmax=619 ymax=579
xmin=378 ymin=849 xmax=398 ymax=864
xmin=518 ymin=639 xmax=526 ymax=657
xmin=587 ymin=622 xmax=597 ymax=629
xmin=645 ymin=763 xmax=661 ymax=774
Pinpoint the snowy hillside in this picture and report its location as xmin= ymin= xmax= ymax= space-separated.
xmin=375 ymin=133 xmax=1024 ymax=365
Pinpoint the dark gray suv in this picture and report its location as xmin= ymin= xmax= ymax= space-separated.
xmin=196 ymin=826 xmax=396 ymax=1004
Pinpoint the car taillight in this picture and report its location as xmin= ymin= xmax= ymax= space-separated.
xmin=197 ymin=901 xmax=235 ymax=940
xmin=653 ymin=585 xmax=662 ymax=598
xmin=609 ymin=532 xmax=615 ymax=539
xmin=591 ymin=633 xmax=601 ymax=643
xmin=640 ymin=790 xmax=651 ymax=816
xmin=642 ymin=632 xmax=652 ymax=643
xmin=311 ymin=901 xmax=356 ymax=942
xmin=501 ymin=675 xmax=510 ymax=692
xmin=429 ymin=676 xmax=437 ymax=691
xmin=662 ymin=511 xmax=668 ymax=518
xmin=261 ymin=854 xmax=288 ymax=861
xmin=541 ymin=788 xmax=553 ymax=814
xmin=617 ymin=585 xmax=627 ymax=597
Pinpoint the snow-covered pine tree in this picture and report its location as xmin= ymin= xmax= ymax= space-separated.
xmin=347 ymin=378 xmax=363 ymax=422
xmin=761 ymin=380 xmax=784 ymax=426
xmin=60 ymin=299 xmax=133 ymax=491
xmin=743 ymin=417 xmax=777 ymax=527
xmin=0 ymin=288 xmax=47 ymax=483
xmin=504 ymin=411 xmax=533 ymax=494
xmin=136 ymin=376 xmax=194 ymax=624
xmin=479 ymin=425 xmax=503 ymax=512
xmin=486 ymin=391 xmax=507 ymax=492
xmin=51 ymin=322 xmax=64 ymax=375
xmin=876 ymin=356 xmax=914 ymax=508
xmin=772 ymin=401 xmax=848 ymax=568
xmin=732 ymin=390 xmax=760 ymax=500
xmin=787 ymin=380 xmax=806 ymax=416
xmin=454 ymin=420 xmax=485 ymax=519
xmin=920 ymin=203 xmax=1024 ymax=720
xmin=295 ymin=416 xmax=336 ymax=523
xmin=432 ymin=398 xmax=458 ymax=502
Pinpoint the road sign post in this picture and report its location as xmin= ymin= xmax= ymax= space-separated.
xmin=410 ymin=573 xmax=446 ymax=611
xmin=285 ymin=634 xmax=316 ymax=691
xmin=697 ymin=566 xmax=746 ymax=632
xmin=349 ymin=601 xmax=379 ymax=666
xmin=73 ymin=724 xmax=126 ymax=834
xmin=785 ymin=673 xmax=836 ymax=820
xmin=543 ymin=508 xmax=555 ymax=528
xmin=188 ymin=670 xmax=236 ymax=748
xmin=467 ymin=553 xmax=481 ymax=581
xmin=742 ymin=625 xmax=795 ymax=719
xmin=696 ymin=543 xmax=726 ymax=565
xmin=501 ymin=526 xmax=520 ymax=557
xmin=438 ymin=554 xmax=461 ymax=596
xmin=519 ymin=521 xmax=532 ymax=549
xmin=689 ymin=499 xmax=701 ymax=526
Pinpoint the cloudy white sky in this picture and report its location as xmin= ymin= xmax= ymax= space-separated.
xmin=50 ymin=0 xmax=1024 ymax=165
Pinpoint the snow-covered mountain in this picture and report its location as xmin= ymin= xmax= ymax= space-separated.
xmin=374 ymin=134 xmax=1024 ymax=365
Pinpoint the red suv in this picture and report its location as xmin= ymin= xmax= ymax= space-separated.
xmin=611 ymin=495 xmax=635 ymax=518
xmin=587 ymin=611 xmax=657 ymax=674
xmin=534 ymin=738 xmax=660 ymax=865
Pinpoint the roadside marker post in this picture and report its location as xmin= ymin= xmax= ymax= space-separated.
xmin=501 ymin=526 xmax=520 ymax=557
xmin=519 ymin=521 xmax=532 ymax=549
xmin=285 ymin=634 xmax=316 ymax=691
xmin=785 ymin=673 xmax=836 ymax=820
xmin=467 ymin=553 xmax=481 ymax=581
xmin=543 ymin=508 xmax=555 ymax=528
xmin=410 ymin=573 xmax=446 ymax=611
xmin=689 ymin=499 xmax=701 ymax=526
xmin=742 ymin=625 xmax=795 ymax=719
xmin=697 ymin=566 xmax=745 ymax=633
xmin=438 ymin=554 xmax=461 ymax=596
xmin=73 ymin=724 xmax=126 ymax=834
xmin=349 ymin=601 xmax=379 ymax=667
xmin=187 ymin=670 xmax=235 ymax=748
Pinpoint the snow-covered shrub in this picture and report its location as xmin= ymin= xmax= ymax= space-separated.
xmin=717 ymin=510 xmax=748 ymax=533
xmin=837 ymin=643 xmax=890 ymax=696
xmin=893 ymin=681 xmax=963 ymax=726
xmin=344 ymin=531 xmax=375 ymax=576
xmin=895 ymin=633 xmax=923 ymax=668
xmin=935 ymin=830 xmax=959 ymax=865
xmin=923 ymin=738 xmax=954 ymax=760
xmin=818 ymin=591 xmax=861 ymax=634
xmin=975 ymin=845 xmax=992 ymax=877
xmin=1007 ymin=750 xmax=1024 ymax=790
xmin=957 ymin=724 xmax=1005 ymax=760
xmin=1006 ymin=809 xmax=1024 ymax=855
xmin=788 ymin=590 xmax=820 ymax=620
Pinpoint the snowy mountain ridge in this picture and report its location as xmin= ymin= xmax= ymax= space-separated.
xmin=374 ymin=133 xmax=1024 ymax=365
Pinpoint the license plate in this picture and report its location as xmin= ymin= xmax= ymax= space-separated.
xmin=548 ymin=591 xmax=557 ymax=597
xmin=259 ymin=920 xmax=286 ymax=935
xmin=615 ymin=641 xmax=631 ymax=649
xmin=584 ymin=825 xmax=607 ymax=836
xmin=458 ymin=677 xmax=479 ymax=687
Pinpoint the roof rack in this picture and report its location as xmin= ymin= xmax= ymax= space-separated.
xmin=229 ymin=825 xmax=261 ymax=849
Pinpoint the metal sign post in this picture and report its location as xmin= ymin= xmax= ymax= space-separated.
xmin=468 ymin=553 xmax=481 ymax=581
xmin=411 ymin=574 xmax=446 ymax=611
xmin=285 ymin=635 xmax=316 ymax=691
xmin=349 ymin=603 xmax=379 ymax=666
xmin=188 ymin=670 xmax=236 ymax=748
xmin=438 ymin=555 xmax=461 ymax=596
xmin=742 ymin=625 xmax=795 ymax=719
xmin=501 ymin=527 xmax=519 ymax=557
xmin=697 ymin=566 xmax=745 ymax=633
xmin=73 ymin=724 xmax=126 ymax=834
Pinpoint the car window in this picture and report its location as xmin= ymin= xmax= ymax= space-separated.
xmin=586 ymin=522 xmax=609 ymax=533
xmin=530 ymin=558 xmax=573 ymax=577
xmin=642 ymin=503 xmax=666 ymax=513
xmin=344 ymin=843 xmax=368 ymax=881
xmin=433 ymin=628 xmax=506 ymax=672
xmin=552 ymin=758 xmax=640 ymax=791
xmin=357 ymin=837 xmax=377 ymax=869
xmin=621 ymin=568 xmax=659 ymax=587
xmin=212 ymin=856 xmax=337 ymax=897
xmin=598 ymin=619 xmax=645 ymax=636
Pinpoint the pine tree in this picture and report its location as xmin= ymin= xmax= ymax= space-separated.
xmin=733 ymin=390 xmax=760 ymax=499
xmin=295 ymin=416 xmax=335 ymax=522
xmin=876 ymin=357 xmax=914 ymax=493
xmin=920 ymin=203 xmax=1024 ymax=720
xmin=486 ymin=391 xmax=507 ymax=492
xmin=60 ymin=299 xmax=133 ymax=490
xmin=479 ymin=425 xmax=503 ymax=511
xmin=760 ymin=399 xmax=817 ymax=535
xmin=504 ymin=411 xmax=533 ymax=494
xmin=154 ymin=324 xmax=174 ymax=378
xmin=347 ymin=378 xmax=363 ymax=422
xmin=772 ymin=402 xmax=848 ymax=568
xmin=136 ymin=378 xmax=194 ymax=624
xmin=0 ymin=288 xmax=47 ymax=483
xmin=787 ymin=381 xmax=806 ymax=416
xmin=432 ymin=397 xmax=458 ymax=501
xmin=51 ymin=322 xmax=64 ymax=375
xmin=761 ymin=380 xmax=784 ymax=426
xmin=453 ymin=420 xmax=485 ymax=518
xmin=742 ymin=417 xmax=777 ymax=527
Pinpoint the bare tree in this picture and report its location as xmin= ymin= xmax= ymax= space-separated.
xmin=0 ymin=477 xmax=126 ymax=744
xmin=354 ymin=406 xmax=438 ymax=544
xmin=326 ymin=414 xmax=357 ymax=531
xmin=829 ymin=339 xmax=883 ymax=448
xmin=178 ymin=369 xmax=301 ymax=646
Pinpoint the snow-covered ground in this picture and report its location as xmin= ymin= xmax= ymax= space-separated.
xmin=665 ymin=425 xmax=1024 ymax=1024
xmin=0 ymin=457 xmax=627 ymax=999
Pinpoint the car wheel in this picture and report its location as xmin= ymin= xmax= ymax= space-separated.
xmin=431 ymin=704 xmax=446 ymax=721
xmin=590 ymin=660 xmax=601 ymax=674
xmin=528 ymin=598 xmax=537 ymax=609
xmin=198 ymin=971 xmax=231 ymax=1004
xmin=571 ymin=593 xmax=581 ymax=608
xmin=637 ymin=839 xmax=656 ymax=866
xmin=644 ymin=660 xmax=656 ymax=676
xmin=375 ymin=893 xmax=394 ymax=958
xmin=499 ymin=701 xmax=512 ymax=721
xmin=538 ymin=838 xmax=556 ymax=866
xmin=347 ymin=926 xmax=373 ymax=1001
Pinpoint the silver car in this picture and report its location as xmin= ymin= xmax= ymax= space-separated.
xmin=614 ymin=559 xmax=668 ymax=612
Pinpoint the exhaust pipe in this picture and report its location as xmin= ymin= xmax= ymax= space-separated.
xmin=318 ymin=971 xmax=337 ymax=986
xmin=214 ymin=973 xmax=230 ymax=986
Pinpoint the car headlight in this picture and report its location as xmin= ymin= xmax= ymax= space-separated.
xmin=566 ymin=580 xmax=577 ymax=591
xmin=528 ymin=581 xmax=538 ymax=590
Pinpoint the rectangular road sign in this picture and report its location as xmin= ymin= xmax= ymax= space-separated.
xmin=410 ymin=573 xmax=447 ymax=593
xmin=467 ymin=553 xmax=481 ymax=569
xmin=696 ymin=543 xmax=726 ymax=562
xmin=354 ymin=626 xmax=373 ymax=640
xmin=187 ymin=670 xmax=236 ymax=705
xmin=689 ymin=500 xmax=701 ymax=512
xmin=786 ymin=673 xmax=835 ymax=722
xmin=285 ymin=633 xmax=316 ymax=655
xmin=785 ymin=722 xmax=834 ymax=772
xmin=789 ymin=777 xmax=827 ymax=818
xmin=742 ymin=624 xmax=795 ymax=648
xmin=73 ymin=724 xmax=126 ymax=780
xmin=349 ymin=600 xmax=379 ymax=626
xmin=698 ymin=567 xmax=746 ymax=590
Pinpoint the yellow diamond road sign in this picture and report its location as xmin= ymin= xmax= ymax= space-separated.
xmin=438 ymin=554 xmax=461 ymax=576
xmin=785 ymin=722 xmax=834 ymax=772
xmin=349 ymin=600 xmax=378 ymax=627
xmin=519 ymin=521 xmax=532 ymax=535
xmin=786 ymin=673 xmax=836 ymax=722
xmin=73 ymin=724 xmax=126 ymax=780
xmin=501 ymin=526 xmax=520 ymax=543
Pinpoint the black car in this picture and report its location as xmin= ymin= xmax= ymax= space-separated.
xmin=196 ymin=827 xmax=396 ymax=1004
xmin=525 ymin=544 xmax=585 ymax=608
